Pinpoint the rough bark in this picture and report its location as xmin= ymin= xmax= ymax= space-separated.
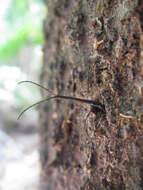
xmin=39 ymin=0 xmax=143 ymax=189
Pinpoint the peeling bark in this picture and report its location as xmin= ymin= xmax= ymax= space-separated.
xmin=39 ymin=1 xmax=143 ymax=189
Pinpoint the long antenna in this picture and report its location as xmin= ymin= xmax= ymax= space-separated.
xmin=18 ymin=81 xmax=55 ymax=95
xmin=18 ymin=81 xmax=104 ymax=119
xmin=17 ymin=96 xmax=58 ymax=120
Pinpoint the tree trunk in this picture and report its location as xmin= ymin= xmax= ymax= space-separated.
xmin=39 ymin=0 xmax=143 ymax=189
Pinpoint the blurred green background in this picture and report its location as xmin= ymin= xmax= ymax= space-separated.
xmin=0 ymin=0 xmax=46 ymax=112
xmin=0 ymin=2 xmax=46 ymax=189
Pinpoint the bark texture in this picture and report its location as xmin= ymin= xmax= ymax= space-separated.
xmin=39 ymin=0 xmax=143 ymax=189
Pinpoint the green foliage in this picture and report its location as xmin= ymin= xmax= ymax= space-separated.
xmin=0 ymin=0 xmax=45 ymax=63
xmin=0 ymin=23 xmax=43 ymax=62
xmin=0 ymin=25 xmax=28 ymax=62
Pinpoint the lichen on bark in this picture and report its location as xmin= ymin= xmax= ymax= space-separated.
xmin=39 ymin=0 xmax=143 ymax=189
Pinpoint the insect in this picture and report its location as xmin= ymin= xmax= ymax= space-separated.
xmin=18 ymin=81 xmax=105 ymax=119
